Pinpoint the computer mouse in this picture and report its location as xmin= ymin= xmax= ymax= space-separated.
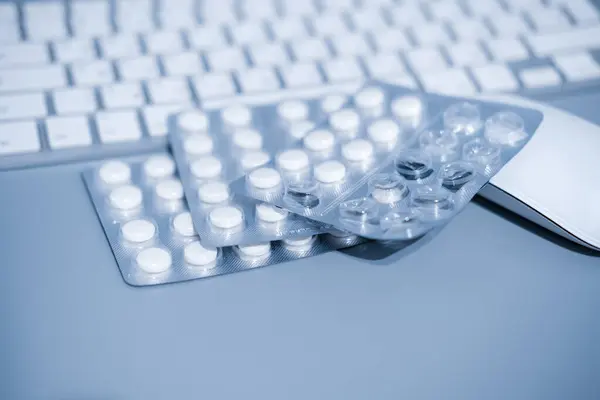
xmin=475 ymin=93 xmax=600 ymax=251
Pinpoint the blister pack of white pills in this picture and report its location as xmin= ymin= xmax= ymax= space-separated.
xmin=82 ymin=155 xmax=364 ymax=286
xmin=230 ymin=81 xmax=544 ymax=241
xmin=167 ymin=98 xmax=352 ymax=247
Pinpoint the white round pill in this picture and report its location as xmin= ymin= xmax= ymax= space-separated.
xmin=288 ymin=121 xmax=315 ymax=140
xmin=330 ymin=109 xmax=360 ymax=134
xmin=314 ymin=160 xmax=346 ymax=184
xmin=121 ymin=219 xmax=156 ymax=243
xmin=209 ymin=206 xmax=244 ymax=229
xmin=143 ymin=155 xmax=175 ymax=180
xmin=184 ymin=241 xmax=218 ymax=267
xmin=283 ymin=236 xmax=315 ymax=250
xmin=240 ymin=150 xmax=271 ymax=171
xmin=367 ymin=119 xmax=400 ymax=144
xmin=237 ymin=242 xmax=271 ymax=257
xmin=99 ymin=160 xmax=131 ymax=186
xmin=248 ymin=167 xmax=282 ymax=189
xmin=342 ymin=139 xmax=374 ymax=162
xmin=391 ymin=95 xmax=424 ymax=121
xmin=256 ymin=203 xmax=288 ymax=223
xmin=276 ymin=149 xmax=310 ymax=171
xmin=172 ymin=212 xmax=196 ymax=237
xmin=178 ymin=110 xmax=209 ymax=133
xmin=183 ymin=134 xmax=213 ymax=156
xmin=233 ymin=128 xmax=263 ymax=150
xmin=109 ymin=185 xmax=143 ymax=210
xmin=190 ymin=156 xmax=223 ymax=180
xmin=278 ymin=100 xmax=309 ymax=123
xmin=155 ymin=178 xmax=184 ymax=201
xmin=355 ymin=87 xmax=385 ymax=112
xmin=198 ymin=181 xmax=229 ymax=204
xmin=321 ymin=94 xmax=347 ymax=114
xmin=136 ymin=247 xmax=172 ymax=274
xmin=222 ymin=105 xmax=252 ymax=129
xmin=303 ymin=129 xmax=335 ymax=152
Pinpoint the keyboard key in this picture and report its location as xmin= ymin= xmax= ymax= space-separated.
xmin=349 ymin=9 xmax=387 ymax=31
xmin=188 ymin=26 xmax=228 ymax=50
xmin=100 ymin=35 xmax=142 ymax=59
xmin=0 ymin=23 xmax=20 ymax=44
xmin=236 ymin=68 xmax=281 ymax=93
xmin=450 ymin=20 xmax=493 ymax=41
xmin=464 ymin=0 xmax=505 ymax=16
xmin=321 ymin=0 xmax=354 ymax=9
xmin=427 ymin=1 xmax=465 ymax=21
xmin=491 ymin=14 xmax=531 ymax=36
xmin=0 ymin=3 xmax=18 ymax=23
xmin=527 ymin=8 xmax=571 ymax=32
xmin=553 ymin=52 xmax=600 ymax=81
xmin=250 ymin=43 xmax=290 ymax=66
xmin=519 ymin=66 xmax=562 ymax=88
xmin=526 ymin=26 xmax=600 ymax=56
xmin=115 ymin=0 xmax=154 ymax=32
xmin=486 ymin=38 xmax=530 ymax=62
xmin=53 ymin=88 xmax=98 ymax=115
xmin=0 ymin=93 xmax=46 ymax=121
xmin=239 ymin=0 xmax=278 ymax=20
xmin=418 ymin=68 xmax=477 ymax=95
xmin=102 ymin=83 xmax=145 ymax=109
xmin=24 ymin=2 xmax=67 ymax=40
xmin=193 ymin=73 xmax=237 ymax=100
xmin=280 ymin=0 xmax=317 ymax=16
xmin=162 ymin=52 xmax=204 ymax=76
xmin=147 ymin=78 xmax=192 ymax=104
xmin=364 ymin=52 xmax=406 ymax=78
xmin=199 ymin=0 xmax=237 ymax=23
xmin=206 ymin=47 xmax=248 ymax=71
xmin=270 ymin=18 xmax=309 ymax=40
xmin=562 ymin=0 xmax=600 ymax=25
xmin=292 ymin=38 xmax=331 ymax=61
xmin=71 ymin=61 xmax=114 ymax=86
xmin=71 ymin=0 xmax=112 ymax=36
xmin=144 ymin=31 xmax=184 ymax=54
xmin=118 ymin=56 xmax=160 ymax=80
xmin=313 ymin=13 xmax=349 ymax=36
xmin=96 ymin=111 xmax=143 ymax=143
xmin=229 ymin=21 xmax=269 ymax=45
xmin=0 ymin=121 xmax=40 ymax=155
xmin=406 ymin=48 xmax=448 ymax=72
xmin=0 ymin=66 xmax=66 ymax=93
xmin=161 ymin=7 xmax=197 ymax=29
xmin=388 ymin=4 xmax=426 ymax=27
xmin=472 ymin=64 xmax=520 ymax=91
xmin=371 ymin=28 xmax=412 ymax=51
xmin=321 ymin=57 xmax=364 ymax=83
xmin=330 ymin=33 xmax=372 ymax=56
xmin=53 ymin=39 xmax=97 ymax=63
xmin=143 ymin=104 xmax=188 ymax=137
xmin=0 ymin=43 xmax=50 ymax=68
xmin=280 ymin=62 xmax=323 ymax=88
xmin=412 ymin=24 xmax=452 ymax=46
xmin=379 ymin=74 xmax=418 ymax=88
xmin=46 ymin=116 xmax=93 ymax=149
xmin=446 ymin=42 xmax=488 ymax=67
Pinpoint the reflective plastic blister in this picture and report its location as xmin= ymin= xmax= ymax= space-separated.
xmin=230 ymin=81 xmax=544 ymax=241
xmin=82 ymin=154 xmax=365 ymax=286
xmin=167 ymin=97 xmax=352 ymax=247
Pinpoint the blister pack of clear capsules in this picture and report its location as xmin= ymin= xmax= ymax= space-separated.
xmin=167 ymin=97 xmax=351 ymax=247
xmin=230 ymin=81 xmax=544 ymax=241
xmin=82 ymin=154 xmax=363 ymax=286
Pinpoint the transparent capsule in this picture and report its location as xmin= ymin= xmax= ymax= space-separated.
xmin=380 ymin=210 xmax=423 ymax=239
xmin=284 ymin=180 xmax=320 ymax=209
xmin=443 ymin=102 xmax=482 ymax=135
xmin=338 ymin=197 xmax=379 ymax=226
xmin=394 ymin=150 xmax=434 ymax=181
xmin=368 ymin=173 xmax=409 ymax=204
xmin=462 ymin=138 xmax=501 ymax=168
xmin=484 ymin=111 xmax=527 ymax=146
xmin=439 ymin=161 xmax=477 ymax=191
xmin=419 ymin=129 xmax=459 ymax=162
xmin=409 ymin=185 xmax=454 ymax=221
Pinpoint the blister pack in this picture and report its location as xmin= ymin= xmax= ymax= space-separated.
xmin=82 ymin=154 xmax=364 ymax=286
xmin=230 ymin=81 xmax=544 ymax=241
xmin=167 ymin=97 xmax=353 ymax=247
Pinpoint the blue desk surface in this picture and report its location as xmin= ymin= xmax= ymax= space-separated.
xmin=1 ymin=93 xmax=600 ymax=400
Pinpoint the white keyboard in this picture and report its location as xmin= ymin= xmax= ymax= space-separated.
xmin=1 ymin=0 xmax=600 ymax=170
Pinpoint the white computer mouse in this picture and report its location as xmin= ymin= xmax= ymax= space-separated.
xmin=474 ymin=93 xmax=600 ymax=251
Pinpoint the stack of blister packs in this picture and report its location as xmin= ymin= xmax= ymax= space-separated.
xmin=83 ymin=81 xmax=544 ymax=286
